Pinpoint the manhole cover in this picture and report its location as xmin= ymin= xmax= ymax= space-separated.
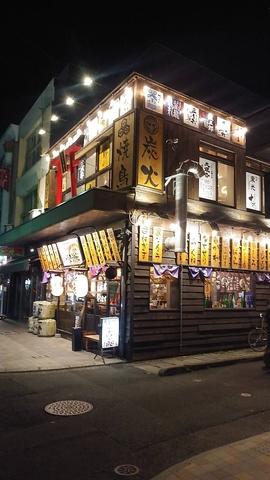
xmin=114 ymin=464 xmax=140 ymax=476
xmin=44 ymin=400 xmax=93 ymax=416
xmin=240 ymin=392 xmax=252 ymax=398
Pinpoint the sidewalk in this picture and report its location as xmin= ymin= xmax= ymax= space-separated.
xmin=0 ymin=318 xmax=263 ymax=373
xmin=151 ymin=431 xmax=270 ymax=480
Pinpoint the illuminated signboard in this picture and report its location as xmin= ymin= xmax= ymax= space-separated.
xmin=56 ymin=238 xmax=83 ymax=267
xmin=101 ymin=316 xmax=119 ymax=349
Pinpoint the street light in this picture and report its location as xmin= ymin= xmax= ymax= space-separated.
xmin=83 ymin=75 xmax=93 ymax=86
xmin=65 ymin=96 xmax=75 ymax=106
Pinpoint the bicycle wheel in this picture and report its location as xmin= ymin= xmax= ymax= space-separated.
xmin=248 ymin=328 xmax=267 ymax=352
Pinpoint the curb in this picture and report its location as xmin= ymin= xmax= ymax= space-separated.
xmin=158 ymin=354 xmax=262 ymax=376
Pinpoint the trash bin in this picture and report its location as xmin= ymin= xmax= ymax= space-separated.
xmin=72 ymin=327 xmax=82 ymax=351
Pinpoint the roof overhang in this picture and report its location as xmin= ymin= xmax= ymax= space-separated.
xmin=0 ymin=188 xmax=128 ymax=247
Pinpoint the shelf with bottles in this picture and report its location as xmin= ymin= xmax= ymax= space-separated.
xmin=205 ymin=291 xmax=254 ymax=309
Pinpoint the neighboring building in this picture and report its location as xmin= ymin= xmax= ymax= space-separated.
xmin=1 ymin=48 xmax=270 ymax=360
xmin=0 ymin=124 xmax=18 ymax=234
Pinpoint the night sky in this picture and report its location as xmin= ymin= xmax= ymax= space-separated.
xmin=1 ymin=5 xmax=270 ymax=136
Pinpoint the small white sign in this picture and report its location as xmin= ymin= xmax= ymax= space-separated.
xmin=101 ymin=316 xmax=119 ymax=349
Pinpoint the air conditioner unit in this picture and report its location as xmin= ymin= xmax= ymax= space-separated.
xmin=27 ymin=208 xmax=44 ymax=220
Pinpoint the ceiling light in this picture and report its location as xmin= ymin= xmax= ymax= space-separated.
xmin=38 ymin=128 xmax=46 ymax=135
xmin=51 ymin=114 xmax=59 ymax=122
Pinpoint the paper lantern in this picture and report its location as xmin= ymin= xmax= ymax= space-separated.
xmin=74 ymin=274 xmax=88 ymax=297
xmin=51 ymin=275 xmax=64 ymax=296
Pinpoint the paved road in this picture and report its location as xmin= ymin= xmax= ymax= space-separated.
xmin=1 ymin=360 xmax=270 ymax=479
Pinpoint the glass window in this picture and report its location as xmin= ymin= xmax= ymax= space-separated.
xmin=150 ymin=267 xmax=178 ymax=310
xmin=199 ymin=156 xmax=234 ymax=206
xmin=97 ymin=170 xmax=110 ymax=188
xmin=218 ymin=163 xmax=234 ymax=206
xmin=204 ymin=271 xmax=254 ymax=309
xmin=85 ymin=150 xmax=96 ymax=177
xmin=246 ymin=172 xmax=262 ymax=211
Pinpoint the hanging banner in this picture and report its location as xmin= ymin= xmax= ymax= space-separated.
xmin=80 ymin=235 xmax=93 ymax=267
xmin=246 ymin=172 xmax=261 ymax=211
xmin=241 ymin=239 xmax=249 ymax=270
xmin=152 ymin=226 xmax=163 ymax=263
xmin=92 ymin=232 xmax=106 ymax=265
xmin=52 ymin=243 xmax=62 ymax=268
xmin=232 ymin=239 xmax=241 ymax=269
xmin=259 ymin=243 xmax=267 ymax=271
xmin=211 ymin=236 xmax=220 ymax=268
xmin=42 ymin=245 xmax=54 ymax=270
xmin=106 ymin=228 xmax=121 ymax=262
xmin=99 ymin=230 xmax=113 ymax=262
xmin=48 ymin=244 xmax=58 ymax=270
xmin=86 ymin=234 xmax=99 ymax=266
xmin=200 ymin=234 xmax=209 ymax=266
xmin=189 ymin=234 xmax=199 ymax=266
xmin=37 ymin=247 xmax=47 ymax=271
xmin=250 ymin=241 xmax=258 ymax=270
xmin=221 ymin=237 xmax=230 ymax=268
xmin=137 ymin=111 xmax=163 ymax=191
xmin=139 ymin=225 xmax=150 ymax=262
xmin=113 ymin=112 xmax=134 ymax=190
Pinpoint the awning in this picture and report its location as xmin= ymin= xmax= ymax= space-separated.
xmin=0 ymin=188 xmax=127 ymax=247
xmin=0 ymin=258 xmax=30 ymax=274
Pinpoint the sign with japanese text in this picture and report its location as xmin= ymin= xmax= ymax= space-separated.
xmin=176 ymin=252 xmax=188 ymax=265
xmin=268 ymin=245 xmax=270 ymax=271
xmin=216 ymin=117 xmax=231 ymax=140
xmin=52 ymin=243 xmax=62 ymax=267
xmin=98 ymin=146 xmax=110 ymax=171
xmin=183 ymin=103 xmax=199 ymax=128
xmin=250 ymin=241 xmax=258 ymax=270
xmin=113 ymin=112 xmax=134 ymax=190
xmin=37 ymin=247 xmax=47 ymax=271
xmin=231 ymin=239 xmax=241 ymax=269
xmin=200 ymin=111 xmax=216 ymax=134
xmin=211 ymin=236 xmax=220 ymax=268
xmin=92 ymin=232 xmax=106 ymax=265
xmin=246 ymin=172 xmax=261 ymax=211
xmin=165 ymin=96 xmax=183 ymax=120
xmin=106 ymin=228 xmax=121 ymax=262
xmin=232 ymin=123 xmax=246 ymax=146
xmin=241 ymin=239 xmax=249 ymax=270
xmin=152 ymin=226 xmax=163 ymax=263
xmin=221 ymin=237 xmax=230 ymax=269
xmin=80 ymin=235 xmax=93 ymax=267
xmin=259 ymin=243 xmax=267 ymax=271
xmin=189 ymin=233 xmax=199 ymax=266
xmin=99 ymin=230 xmax=113 ymax=262
xmin=200 ymin=234 xmax=210 ymax=266
xmin=139 ymin=225 xmax=150 ymax=262
xmin=101 ymin=316 xmax=119 ymax=349
xmin=138 ymin=112 xmax=163 ymax=191
xmin=86 ymin=233 xmax=99 ymax=266
xmin=42 ymin=245 xmax=54 ymax=270
xmin=199 ymin=157 xmax=216 ymax=201
xmin=56 ymin=238 xmax=83 ymax=267
xmin=144 ymin=86 xmax=163 ymax=113
xmin=48 ymin=244 xmax=58 ymax=270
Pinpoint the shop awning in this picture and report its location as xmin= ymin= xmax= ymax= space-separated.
xmin=0 ymin=258 xmax=30 ymax=273
xmin=0 ymin=188 xmax=128 ymax=247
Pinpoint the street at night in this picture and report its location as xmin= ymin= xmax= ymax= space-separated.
xmin=1 ymin=361 xmax=270 ymax=479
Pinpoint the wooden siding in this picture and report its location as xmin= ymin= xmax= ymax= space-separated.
xmin=130 ymin=228 xmax=269 ymax=361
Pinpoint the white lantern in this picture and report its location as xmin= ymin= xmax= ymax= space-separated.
xmin=74 ymin=274 xmax=88 ymax=297
xmin=51 ymin=275 xmax=64 ymax=296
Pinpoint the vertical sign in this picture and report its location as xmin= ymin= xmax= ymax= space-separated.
xmin=246 ymin=172 xmax=261 ymax=211
xmin=152 ymin=226 xmax=163 ymax=263
xmin=139 ymin=225 xmax=150 ymax=262
xmin=86 ymin=233 xmax=99 ymax=266
xmin=176 ymin=252 xmax=188 ymax=265
xmin=80 ymin=235 xmax=93 ymax=267
xmin=106 ymin=228 xmax=121 ymax=262
xmin=48 ymin=244 xmax=58 ymax=270
xmin=113 ymin=112 xmax=134 ymax=190
xmin=52 ymin=244 xmax=62 ymax=267
xmin=137 ymin=111 xmax=163 ymax=191
xmin=200 ymin=234 xmax=209 ymax=266
xmin=99 ymin=230 xmax=113 ymax=262
xmin=199 ymin=158 xmax=216 ymax=201
xmin=37 ymin=248 xmax=46 ymax=271
xmin=241 ymin=239 xmax=249 ymax=270
xmin=189 ymin=233 xmax=199 ymax=266
xmin=92 ymin=232 xmax=106 ymax=265
xmin=221 ymin=237 xmax=230 ymax=268
xmin=211 ymin=236 xmax=220 ymax=268
xmin=250 ymin=241 xmax=258 ymax=271
xmin=267 ymin=244 xmax=270 ymax=271
xmin=232 ymin=239 xmax=241 ymax=269
xmin=43 ymin=245 xmax=54 ymax=270
xmin=259 ymin=243 xmax=267 ymax=271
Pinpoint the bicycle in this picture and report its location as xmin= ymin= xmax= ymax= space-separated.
xmin=248 ymin=313 xmax=268 ymax=352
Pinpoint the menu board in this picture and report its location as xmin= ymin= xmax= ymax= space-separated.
xmin=56 ymin=238 xmax=83 ymax=267
xmin=101 ymin=316 xmax=119 ymax=349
